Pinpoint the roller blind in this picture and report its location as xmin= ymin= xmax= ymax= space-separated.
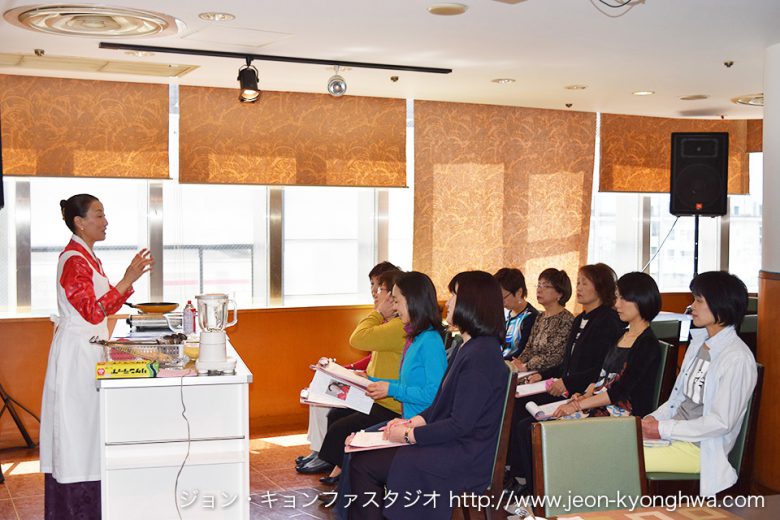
xmin=599 ymin=113 xmax=749 ymax=194
xmin=179 ymin=86 xmax=406 ymax=187
xmin=0 ymin=74 xmax=168 ymax=179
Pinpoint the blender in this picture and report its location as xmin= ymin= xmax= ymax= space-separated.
xmin=195 ymin=293 xmax=238 ymax=374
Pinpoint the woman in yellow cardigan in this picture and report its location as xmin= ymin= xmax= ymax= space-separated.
xmin=301 ymin=268 xmax=407 ymax=484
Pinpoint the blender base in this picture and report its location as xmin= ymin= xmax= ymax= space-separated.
xmin=196 ymin=357 xmax=237 ymax=375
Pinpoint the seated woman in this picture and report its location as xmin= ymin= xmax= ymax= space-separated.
xmin=642 ymin=271 xmax=757 ymax=497
xmin=553 ymin=271 xmax=662 ymax=419
xmin=505 ymin=262 xmax=624 ymax=494
xmin=316 ymin=271 xmax=447 ymax=484
xmin=494 ymin=267 xmax=539 ymax=360
xmin=510 ymin=268 xmax=574 ymax=375
xmin=349 ymin=271 xmax=509 ymax=520
xmin=296 ymin=263 xmax=403 ymax=474
xmin=538 ymin=262 xmax=625 ymax=396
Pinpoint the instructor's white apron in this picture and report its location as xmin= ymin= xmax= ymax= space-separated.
xmin=39 ymin=246 xmax=110 ymax=483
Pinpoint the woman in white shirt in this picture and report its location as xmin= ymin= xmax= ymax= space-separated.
xmin=642 ymin=271 xmax=757 ymax=497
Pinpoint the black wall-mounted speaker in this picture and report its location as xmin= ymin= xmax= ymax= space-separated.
xmin=669 ymin=132 xmax=728 ymax=216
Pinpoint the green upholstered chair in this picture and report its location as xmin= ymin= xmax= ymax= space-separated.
xmin=738 ymin=314 xmax=758 ymax=354
xmin=646 ymin=363 xmax=764 ymax=497
xmin=747 ymin=296 xmax=758 ymax=315
xmin=652 ymin=340 xmax=678 ymax=411
xmin=650 ymin=319 xmax=682 ymax=348
xmin=455 ymin=370 xmax=516 ymax=520
xmin=531 ymin=416 xmax=647 ymax=517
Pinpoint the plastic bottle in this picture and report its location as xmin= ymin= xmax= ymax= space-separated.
xmin=182 ymin=300 xmax=197 ymax=334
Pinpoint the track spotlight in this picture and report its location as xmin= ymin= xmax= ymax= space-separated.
xmin=237 ymin=58 xmax=260 ymax=103
xmin=327 ymin=65 xmax=347 ymax=97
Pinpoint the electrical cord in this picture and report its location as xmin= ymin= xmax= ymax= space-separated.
xmin=174 ymin=374 xmax=192 ymax=520
xmin=590 ymin=0 xmax=642 ymax=18
xmin=642 ymin=216 xmax=680 ymax=272
xmin=596 ymin=0 xmax=635 ymax=7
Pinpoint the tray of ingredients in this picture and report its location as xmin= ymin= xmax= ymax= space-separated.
xmin=90 ymin=333 xmax=189 ymax=367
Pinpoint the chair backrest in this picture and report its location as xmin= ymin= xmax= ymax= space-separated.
xmin=729 ymin=363 xmax=764 ymax=475
xmin=444 ymin=331 xmax=464 ymax=362
xmin=532 ymin=416 xmax=647 ymax=517
xmin=652 ymin=340 xmax=678 ymax=411
xmin=737 ymin=315 xmax=758 ymax=354
xmin=650 ymin=319 xmax=682 ymax=347
xmin=746 ymin=296 xmax=758 ymax=315
xmin=485 ymin=370 xmax=517 ymax=494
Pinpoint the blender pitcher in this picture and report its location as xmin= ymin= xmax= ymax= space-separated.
xmin=195 ymin=293 xmax=238 ymax=331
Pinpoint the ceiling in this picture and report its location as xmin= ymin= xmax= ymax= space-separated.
xmin=1 ymin=0 xmax=778 ymax=119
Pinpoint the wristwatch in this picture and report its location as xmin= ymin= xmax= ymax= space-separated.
xmin=403 ymin=427 xmax=413 ymax=444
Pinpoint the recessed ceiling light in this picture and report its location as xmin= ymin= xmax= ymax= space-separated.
xmin=679 ymin=94 xmax=709 ymax=101
xmin=125 ymin=50 xmax=154 ymax=57
xmin=198 ymin=12 xmax=236 ymax=22
xmin=632 ymin=90 xmax=655 ymax=96
xmin=491 ymin=78 xmax=515 ymax=84
xmin=428 ymin=3 xmax=469 ymax=16
xmin=732 ymin=93 xmax=764 ymax=106
xmin=565 ymin=84 xmax=587 ymax=90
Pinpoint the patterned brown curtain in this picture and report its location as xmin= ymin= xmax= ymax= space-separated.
xmin=179 ymin=86 xmax=406 ymax=186
xmin=414 ymin=100 xmax=596 ymax=303
xmin=747 ymin=119 xmax=763 ymax=153
xmin=0 ymin=74 xmax=168 ymax=178
xmin=599 ymin=113 xmax=752 ymax=194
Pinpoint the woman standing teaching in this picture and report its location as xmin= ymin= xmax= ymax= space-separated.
xmin=40 ymin=194 xmax=153 ymax=519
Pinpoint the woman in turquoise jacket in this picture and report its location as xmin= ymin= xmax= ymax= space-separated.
xmin=366 ymin=271 xmax=447 ymax=419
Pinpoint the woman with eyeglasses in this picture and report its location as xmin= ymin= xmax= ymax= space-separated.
xmin=348 ymin=271 xmax=509 ymax=520
xmin=308 ymin=268 xmax=406 ymax=482
xmin=509 ymin=268 xmax=574 ymax=377
xmin=505 ymin=263 xmax=624 ymax=496
xmin=494 ymin=268 xmax=539 ymax=360
xmin=316 ymin=271 xmax=447 ymax=486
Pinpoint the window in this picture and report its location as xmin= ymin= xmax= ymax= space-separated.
xmin=29 ymin=177 xmax=150 ymax=313
xmin=387 ymin=187 xmax=414 ymax=272
xmin=1 ymin=88 xmax=415 ymax=314
xmin=0 ymin=179 xmax=15 ymax=312
xmin=589 ymin=155 xmax=764 ymax=292
xmin=162 ymin=183 xmax=267 ymax=308
xmin=282 ymin=186 xmax=376 ymax=306
xmin=647 ymin=194 xmax=720 ymax=290
xmin=729 ymin=153 xmax=763 ymax=291
xmin=588 ymin=192 xmax=642 ymax=277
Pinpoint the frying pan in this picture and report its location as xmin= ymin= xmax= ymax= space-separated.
xmin=124 ymin=301 xmax=179 ymax=314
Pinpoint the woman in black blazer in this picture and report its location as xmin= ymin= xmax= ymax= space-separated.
xmin=505 ymin=263 xmax=624 ymax=495
xmin=349 ymin=271 xmax=509 ymax=520
xmin=552 ymin=271 xmax=662 ymax=419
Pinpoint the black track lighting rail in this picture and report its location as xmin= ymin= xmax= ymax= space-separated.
xmin=99 ymin=42 xmax=452 ymax=74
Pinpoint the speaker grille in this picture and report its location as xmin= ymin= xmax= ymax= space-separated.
xmin=670 ymin=132 xmax=728 ymax=217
